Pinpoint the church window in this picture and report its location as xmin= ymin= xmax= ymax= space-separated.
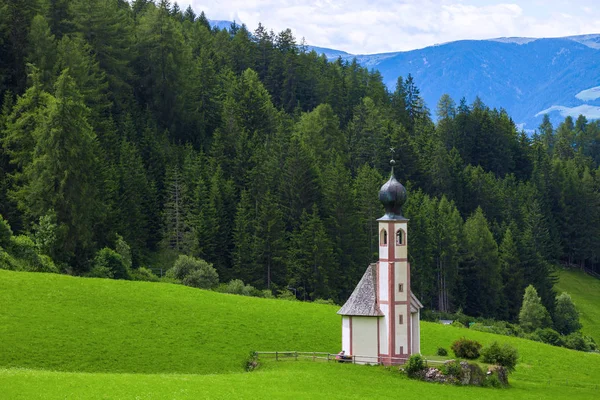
xmin=399 ymin=314 xmax=403 ymax=325
xmin=398 ymin=283 xmax=404 ymax=293
xmin=380 ymin=229 xmax=387 ymax=246
xmin=396 ymin=229 xmax=405 ymax=245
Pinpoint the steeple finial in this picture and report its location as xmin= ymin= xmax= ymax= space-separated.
xmin=378 ymin=148 xmax=407 ymax=220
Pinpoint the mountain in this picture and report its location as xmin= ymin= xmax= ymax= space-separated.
xmin=208 ymin=19 xmax=238 ymax=31
xmin=312 ymin=35 xmax=600 ymax=131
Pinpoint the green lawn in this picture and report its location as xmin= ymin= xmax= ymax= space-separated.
xmin=0 ymin=270 xmax=339 ymax=374
xmin=1 ymin=361 xmax=598 ymax=400
xmin=1 ymin=269 xmax=599 ymax=399
xmin=556 ymin=268 xmax=600 ymax=343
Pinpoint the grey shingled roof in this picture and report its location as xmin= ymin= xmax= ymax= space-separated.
xmin=337 ymin=263 xmax=383 ymax=316
xmin=410 ymin=292 xmax=424 ymax=313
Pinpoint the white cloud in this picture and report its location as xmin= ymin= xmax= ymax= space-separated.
xmin=576 ymin=86 xmax=600 ymax=102
xmin=536 ymin=104 xmax=600 ymax=120
xmin=180 ymin=1 xmax=600 ymax=54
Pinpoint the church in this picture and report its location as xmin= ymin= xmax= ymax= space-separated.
xmin=338 ymin=160 xmax=422 ymax=365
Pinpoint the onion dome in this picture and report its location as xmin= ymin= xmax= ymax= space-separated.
xmin=378 ymin=160 xmax=407 ymax=220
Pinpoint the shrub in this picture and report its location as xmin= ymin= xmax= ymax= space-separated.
xmin=10 ymin=235 xmax=58 ymax=273
xmin=451 ymin=338 xmax=482 ymax=359
xmin=0 ymin=250 xmax=19 ymax=270
xmin=277 ymin=289 xmax=298 ymax=301
xmin=405 ymin=354 xmax=426 ymax=377
xmin=437 ymin=347 xmax=448 ymax=356
xmin=519 ymin=285 xmax=551 ymax=332
xmin=564 ymin=332 xmax=590 ymax=352
xmin=91 ymin=247 xmax=130 ymax=280
xmin=223 ymin=279 xmax=256 ymax=296
xmin=182 ymin=267 xmax=219 ymax=289
xmin=167 ymin=255 xmax=218 ymax=289
xmin=480 ymin=342 xmax=518 ymax=372
xmin=0 ymin=215 xmax=13 ymax=249
xmin=261 ymin=289 xmax=274 ymax=299
xmin=553 ymin=292 xmax=582 ymax=335
xmin=130 ymin=267 xmax=159 ymax=282
xmin=313 ymin=298 xmax=336 ymax=305
xmin=535 ymin=328 xmax=564 ymax=347
xmin=88 ymin=264 xmax=114 ymax=278
xmin=441 ymin=360 xmax=461 ymax=377
xmin=451 ymin=320 xmax=466 ymax=328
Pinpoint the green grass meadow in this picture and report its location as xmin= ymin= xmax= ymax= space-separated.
xmin=1 ymin=269 xmax=599 ymax=399
xmin=556 ymin=268 xmax=600 ymax=343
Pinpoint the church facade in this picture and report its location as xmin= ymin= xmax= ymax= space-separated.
xmin=338 ymin=162 xmax=422 ymax=365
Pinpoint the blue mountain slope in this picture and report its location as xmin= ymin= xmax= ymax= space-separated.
xmin=312 ymin=36 xmax=600 ymax=130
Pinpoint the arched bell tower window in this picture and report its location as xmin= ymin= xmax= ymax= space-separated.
xmin=396 ymin=229 xmax=405 ymax=246
xmin=380 ymin=229 xmax=387 ymax=246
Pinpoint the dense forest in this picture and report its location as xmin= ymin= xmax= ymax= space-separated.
xmin=1 ymin=0 xmax=600 ymax=322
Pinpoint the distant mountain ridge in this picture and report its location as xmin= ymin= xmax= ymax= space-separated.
xmin=309 ymin=34 xmax=600 ymax=130
xmin=209 ymin=18 xmax=600 ymax=130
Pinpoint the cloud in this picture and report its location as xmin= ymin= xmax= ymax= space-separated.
xmin=181 ymin=1 xmax=600 ymax=54
xmin=576 ymin=86 xmax=600 ymax=102
xmin=535 ymin=104 xmax=600 ymax=120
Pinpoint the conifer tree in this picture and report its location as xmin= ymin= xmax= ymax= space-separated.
xmin=287 ymin=205 xmax=335 ymax=301
xmin=499 ymin=227 xmax=524 ymax=321
xmin=461 ymin=207 xmax=502 ymax=317
xmin=13 ymin=69 xmax=101 ymax=267
xmin=26 ymin=15 xmax=57 ymax=92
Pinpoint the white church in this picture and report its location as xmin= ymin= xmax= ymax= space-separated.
xmin=338 ymin=161 xmax=422 ymax=365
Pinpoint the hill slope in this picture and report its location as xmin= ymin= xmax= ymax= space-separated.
xmin=1 ymin=270 xmax=599 ymax=399
xmin=0 ymin=270 xmax=339 ymax=374
xmin=556 ymin=269 xmax=600 ymax=343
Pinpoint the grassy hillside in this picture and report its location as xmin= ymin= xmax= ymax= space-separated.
xmin=1 ymin=269 xmax=599 ymax=399
xmin=0 ymin=270 xmax=339 ymax=374
xmin=3 ymin=361 xmax=599 ymax=400
xmin=556 ymin=268 xmax=600 ymax=343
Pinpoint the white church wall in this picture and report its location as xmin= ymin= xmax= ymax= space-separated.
xmin=395 ymin=309 xmax=408 ymax=355
xmin=379 ymin=305 xmax=388 ymax=353
xmin=378 ymin=264 xmax=388 ymax=301
xmin=352 ymin=317 xmax=378 ymax=364
xmin=411 ymin=312 xmax=420 ymax=354
xmin=394 ymin=262 xmax=408 ymax=303
xmin=342 ymin=317 xmax=351 ymax=353
xmin=379 ymin=243 xmax=388 ymax=260
xmin=394 ymin=222 xmax=408 ymax=260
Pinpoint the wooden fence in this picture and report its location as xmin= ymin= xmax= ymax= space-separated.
xmin=254 ymin=351 xmax=446 ymax=366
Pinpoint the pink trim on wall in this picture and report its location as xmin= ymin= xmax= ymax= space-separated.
xmin=378 ymin=258 xmax=408 ymax=262
xmin=407 ymin=262 xmax=412 ymax=355
xmin=388 ymin=222 xmax=395 ymax=362
xmin=377 ymin=317 xmax=381 ymax=356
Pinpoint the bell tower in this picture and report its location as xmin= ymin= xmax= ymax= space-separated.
xmin=377 ymin=159 xmax=412 ymax=364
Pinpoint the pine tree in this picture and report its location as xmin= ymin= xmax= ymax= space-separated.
xmin=499 ymin=227 xmax=524 ymax=321
xmin=461 ymin=207 xmax=502 ymax=317
xmin=13 ymin=69 xmax=101 ymax=267
xmin=287 ymin=205 xmax=335 ymax=301
xmin=161 ymin=164 xmax=190 ymax=253
xmin=253 ymin=190 xmax=286 ymax=289
xmin=353 ymin=164 xmax=384 ymax=264
xmin=26 ymin=15 xmax=57 ymax=91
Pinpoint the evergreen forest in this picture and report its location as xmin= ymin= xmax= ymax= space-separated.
xmin=2 ymin=0 xmax=600 ymax=323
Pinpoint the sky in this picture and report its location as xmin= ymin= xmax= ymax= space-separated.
xmin=177 ymin=0 xmax=600 ymax=54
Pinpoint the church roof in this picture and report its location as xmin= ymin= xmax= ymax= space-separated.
xmin=337 ymin=264 xmax=383 ymax=317
xmin=410 ymin=292 xmax=424 ymax=313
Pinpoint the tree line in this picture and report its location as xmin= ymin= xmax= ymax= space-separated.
xmin=1 ymin=0 xmax=600 ymax=322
